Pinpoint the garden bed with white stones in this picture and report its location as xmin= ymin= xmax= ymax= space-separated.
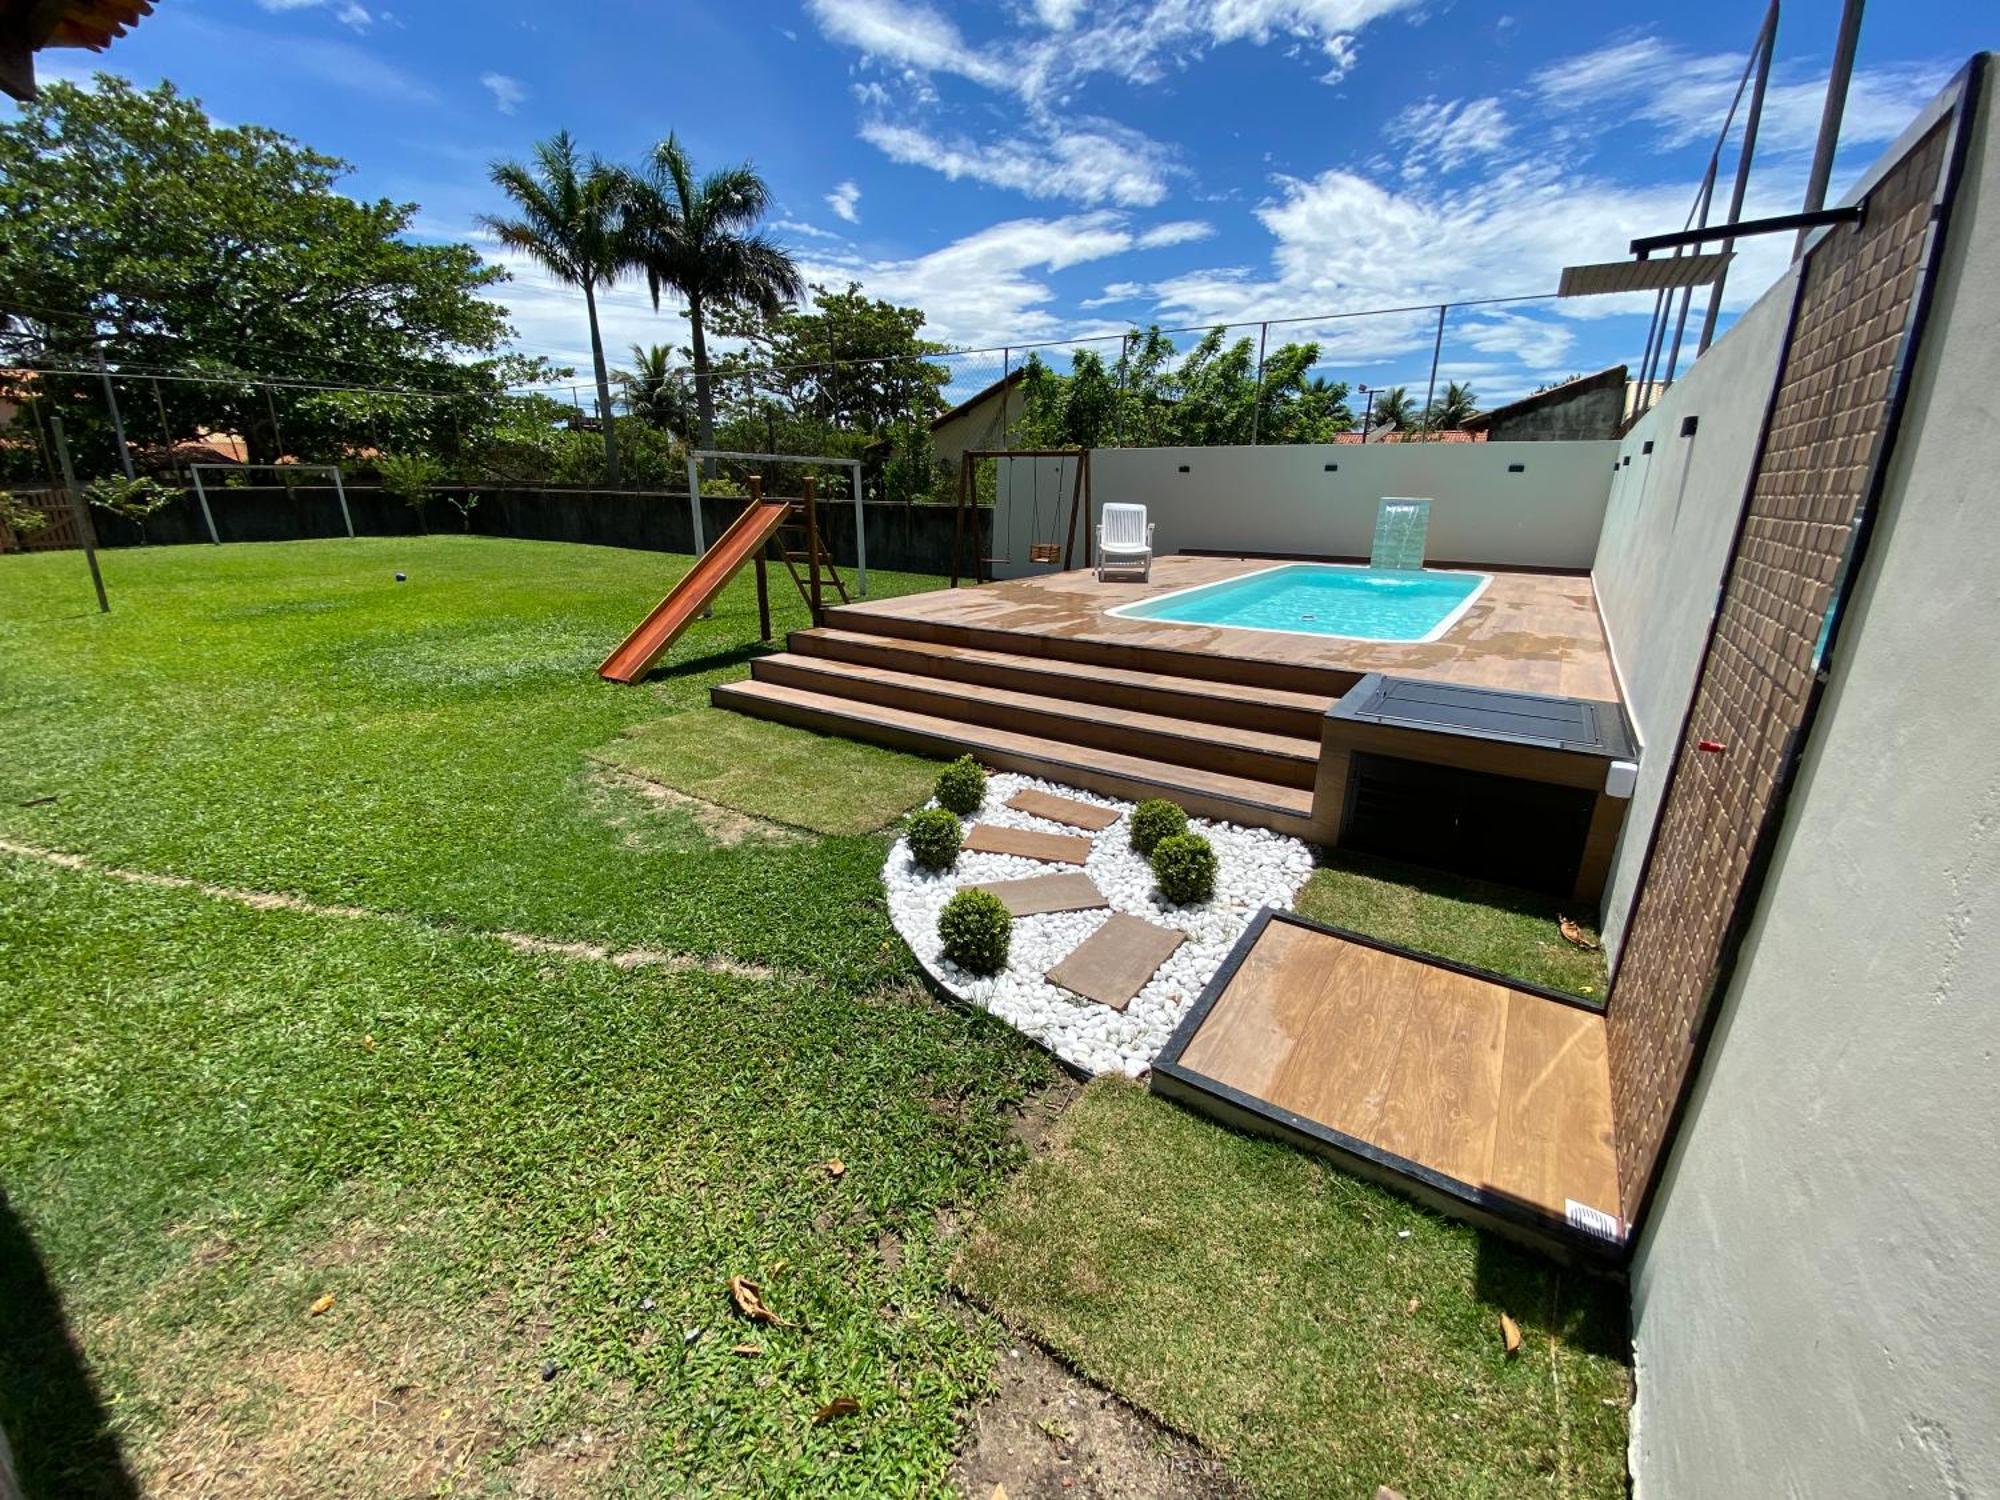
xmin=884 ymin=771 xmax=1314 ymax=1077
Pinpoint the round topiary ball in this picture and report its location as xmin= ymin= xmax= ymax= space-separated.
xmin=934 ymin=755 xmax=986 ymax=816
xmin=905 ymin=807 xmax=963 ymax=872
xmin=1151 ymin=831 xmax=1217 ymax=906
xmin=938 ymin=887 xmax=1011 ymax=975
xmin=1128 ymin=798 xmax=1189 ymax=857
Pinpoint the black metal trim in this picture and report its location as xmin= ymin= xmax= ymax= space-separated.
xmin=1151 ymin=906 xmax=1625 ymax=1260
xmin=1631 ymin=204 xmax=1862 ymax=257
xmin=1620 ymin=55 xmax=1987 ymax=1238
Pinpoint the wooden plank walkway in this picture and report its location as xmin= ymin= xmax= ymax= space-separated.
xmin=963 ymin=823 xmax=1095 ymax=866
xmin=1005 ymin=788 xmax=1122 ymax=831
xmin=1159 ymin=915 xmax=1619 ymax=1236
xmin=971 ymin=872 xmax=1108 ymax=917
xmin=1046 ymin=914 xmax=1184 ymax=1010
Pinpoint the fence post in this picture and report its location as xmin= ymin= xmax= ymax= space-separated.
xmin=50 ymin=416 xmax=110 ymax=613
xmin=1423 ymin=304 xmax=1446 ymax=435
xmin=95 ymin=349 xmax=135 ymax=480
xmin=188 ymin=465 xmax=222 ymax=545
xmin=1250 ymin=321 xmax=1269 ymax=445
xmin=848 ymin=460 xmax=868 ymax=595
xmin=685 ymin=453 xmax=705 ymax=555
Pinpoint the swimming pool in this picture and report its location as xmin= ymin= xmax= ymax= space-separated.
xmin=1108 ymin=562 xmax=1492 ymax=643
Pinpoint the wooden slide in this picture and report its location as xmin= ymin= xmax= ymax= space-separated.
xmin=598 ymin=497 xmax=791 ymax=683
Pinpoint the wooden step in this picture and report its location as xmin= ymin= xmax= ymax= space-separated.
xmin=791 ymin=628 xmax=1332 ymax=738
xmin=711 ymin=678 xmax=1319 ymax=836
xmin=750 ymin=653 xmax=1320 ymax=790
xmin=822 ymin=601 xmax=1359 ymax=698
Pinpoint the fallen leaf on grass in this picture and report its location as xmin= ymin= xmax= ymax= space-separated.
xmin=991 ymin=1486 xmax=1009 ymax=1500
xmin=825 ymin=1159 xmax=846 ymax=1180
xmin=728 ymin=1275 xmax=788 ymax=1326
xmin=1405 ymin=1297 xmax=1421 ymax=1315
xmin=732 ymin=1343 xmax=763 ymax=1358
xmin=308 ymin=1293 xmax=335 ymax=1317
xmin=1558 ymin=916 xmax=1601 ymax=951
xmin=812 ymin=1396 xmax=860 ymax=1426
xmin=1500 ymin=1312 xmax=1522 ymax=1357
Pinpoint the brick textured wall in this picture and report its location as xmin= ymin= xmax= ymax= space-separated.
xmin=1606 ymin=119 xmax=1952 ymax=1225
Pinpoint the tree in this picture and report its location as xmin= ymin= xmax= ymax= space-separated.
xmin=618 ymin=134 xmax=802 ymax=459
xmin=0 ymin=78 xmax=516 ymax=479
xmin=1372 ymin=386 xmax=1417 ymax=433
xmin=481 ymin=131 xmax=629 ymax=485
xmin=616 ymin=344 xmax=692 ymax=440
xmin=377 ymin=451 xmax=444 ymax=531
xmin=84 ymin=474 xmax=179 ymax=543
xmin=1423 ymin=380 xmax=1480 ymax=431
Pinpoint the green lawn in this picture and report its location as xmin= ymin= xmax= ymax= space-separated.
xmin=0 ymin=536 xmax=1628 ymax=1497
xmin=1298 ymin=851 xmax=1610 ymax=1000
xmin=956 ymin=1081 xmax=1631 ymax=1500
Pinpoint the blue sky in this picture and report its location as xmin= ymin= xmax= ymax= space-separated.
xmin=27 ymin=0 xmax=1988 ymax=407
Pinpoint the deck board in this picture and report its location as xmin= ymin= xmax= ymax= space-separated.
xmin=1170 ymin=919 xmax=1617 ymax=1227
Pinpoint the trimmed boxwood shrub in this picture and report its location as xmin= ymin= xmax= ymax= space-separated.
xmin=1128 ymin=798 xmax=1189 ymax=857
xmin=938 ymin=887 xmax=1011 ymax=975
xmin=1152 ymin=831 xmax=1218 ymax=906
xmin=905 ymin=807 xmax=963 ymax=871
xmin=934 ymin=755 xmax=986 ymax=815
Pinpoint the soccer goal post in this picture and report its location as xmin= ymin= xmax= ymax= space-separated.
xmin=186 ymin=463 xmax=354 ymax=545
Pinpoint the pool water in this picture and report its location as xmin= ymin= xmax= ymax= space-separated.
xmin=1109 ymin=563 xmax=1491 ymax=643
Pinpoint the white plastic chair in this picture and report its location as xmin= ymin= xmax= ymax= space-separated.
xmin=1096 ymin=503 xmax=1154 ymax=582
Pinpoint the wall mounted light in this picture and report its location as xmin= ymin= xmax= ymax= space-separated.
xmin=1642 ymin=440 xmax=1655 ymax=454
xmin=1323 ymin=463 xmax=1339 ymax=472
xmin=1681 ymin=415 xmax=1699 ymax=437
xmin=1177 ymin=464 xmax=1191 ymax=473
xmin=1507 ymin=463 xmax=1525 ymax=473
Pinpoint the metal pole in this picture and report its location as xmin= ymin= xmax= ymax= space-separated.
xmin=96 ymin=349 xmax=135 ymax=479
xmin=1116 ymin=331 xmax=1131 ymax=448
xmin=1249 ymin=321 xmax=1269 ymax=445
xmin=1797 ymin=0 xmax=1865 ymax=257
xmin=1661 ymin=161 xmax=1718 ymax=391
xmin=328 ymin=465 xmax=355 ymax=539
xmin=189 ymin=465 xmax=221 ymax=544
xmin=804 ymin=474 xmax=822 ymax=626
xmin=1001 ymin=349 xmax=1010 ymax=451
xmin=264 ymin=384 xmax=287 ymax=463
xmin=1422 ymin=305 xmax=1446 ymax=436
xmin=849 ymin=460 xmax=868 ymax=595
xmin=1701 ymin=0 xmax=1777 ymax=353
xmin=1635 ymin=288 xmax=1671 ymax=414
xmin=51 ymin=416 xmax=110 ymax=613
xmin=685 ymin=453 xmax=705 ymax=555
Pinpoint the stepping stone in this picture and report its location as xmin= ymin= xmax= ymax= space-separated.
xmin=1046 ymin=914 xmax=1186 ymax=1011
xmin=964 ymin=823 xmax=1094 ymax=867
xmin=971 ymin=872 xmax=1109 ymax=918
xmin=1005 ymin=788 xmax=1121 ymax=832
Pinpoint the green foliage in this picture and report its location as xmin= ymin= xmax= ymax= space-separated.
xmin=1371 ymin=385 xmax=1417 ymax=432
xmin=904 ymin=807 xmax=963 ymax=871
xmin=934 ymin=755 xmax=986 ymax=816
xmin=938 ymin=888 xmax=1011 ymax=975
xmin=1017 ymin=325 xmax=1354 ymax=451
xmin=1151 ymin=831 xmax=1217 ymax=906
xmin=376 ymin=452 xmax=443 ymax=511
xmin=616 ymin=343 xmax=693 ymax=439
xmin=82 ymin=474 xmax=178 ymax=541
xmin=1127 ymin=798 xmax=1188 ymax=857
xmin=0 ymin=78 xmax=514 ymax=476
xmin=1420 ymin=379 xmax=1481 ymax=433
xmin=0 ymin=490 xmax=49 ymax=538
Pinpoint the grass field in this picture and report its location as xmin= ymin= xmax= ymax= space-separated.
xmin=0 ymin=536 xmax=1628 ymax=1497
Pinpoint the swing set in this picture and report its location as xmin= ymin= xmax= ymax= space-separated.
xmin=949 ymin=447 xmax=1092 ymax=587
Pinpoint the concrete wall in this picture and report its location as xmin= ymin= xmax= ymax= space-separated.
xmin=1474 ymin=368 xmax=1629 ymax=442
xmin=932 ymin=380 xmax=1025 ymax=472
xmin=1592 ymin=272 xmax=1799 ymax=952
xmin=1077 ymin=439 xmax=1616 ymax=574
xmin=1629 ymin=73 xmax=2000 ymax=1498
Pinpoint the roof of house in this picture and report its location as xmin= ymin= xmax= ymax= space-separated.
xmin=929 ymin=366 xmax=1026 ymax=431
xmin=1460 ymin=365 xmax=1628 ymax=431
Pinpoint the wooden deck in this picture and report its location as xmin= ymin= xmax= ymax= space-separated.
xmin=833 ymin=555 xmax=1619 ymax=700
xmin=1153 ymin=911 xmax=1623 ymax=1254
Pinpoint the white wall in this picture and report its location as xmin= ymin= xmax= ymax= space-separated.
xmin=1629 ymin=75 xmax=2000 ymax=1499
xmin=1592 ymin=271 xmax=1799 ymax=953
xmin=1079 ymin=440 xmax=1617 ymax=572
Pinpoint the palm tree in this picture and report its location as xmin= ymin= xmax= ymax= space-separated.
xmin=618 ymin=134 xmax=802 ymax=458
xmin=1425 ymin=380 xmax=1480 ymax=431
xmin=1373 ymin=385 xmax=1417 ymax=433
xmin=617 ymin=343 xmax=692 ymax=440
xmin=481 ymin=131 xmax=628 ymax=485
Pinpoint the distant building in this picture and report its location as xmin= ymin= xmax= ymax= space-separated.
xmin=1461 ymin=365 xmax=1628 ymax=442
xmin=930 ymin=368 xmax=1026 ymax=471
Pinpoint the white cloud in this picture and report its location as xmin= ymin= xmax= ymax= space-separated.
xmin=1533 ymin=37 xmax=1949 ymax=156
xmin=773 ymin=218 xmax=848 ymax=242
xmin=1388 ymin=96 xmax=1511 ymax=175
xmin=256 ymin=0 xmax=371 ymax=27
xmin=1080 ymin=280 xmax=1146 ymax=308
xmin=859 ymin=117 xmax=1178 ymax=207
xmin=826 ymin=180 xmax=862 ymax=223
xmin=1136 ymin=220 xmax=1214 ymax=248
xmin=809 ymin=0 xmax=1426 ymax=106
xmin=480 ymin=72 xmax=526 ymax=115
